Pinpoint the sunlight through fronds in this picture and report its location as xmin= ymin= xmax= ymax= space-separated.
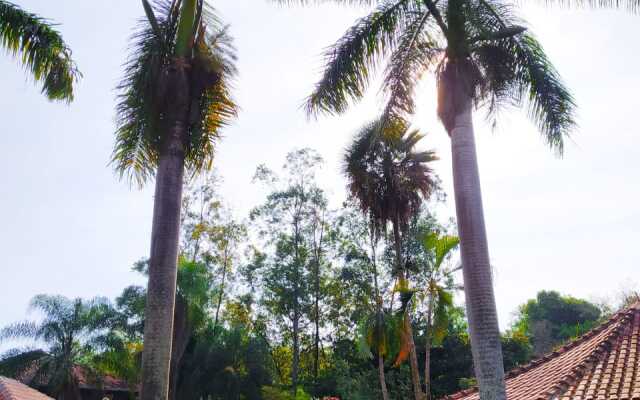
xmin=305 ymin=0 xmax=418 ymax=116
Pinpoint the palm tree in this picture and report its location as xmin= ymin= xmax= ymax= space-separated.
xmin=356 ymin=308 xmax=404 ymax=400
xmin=344 ymin=116 xmax=438 ymax=400
xmin=0 ymin=1 xmax=79 ymax=101
xmin=112 ymin=1 xmax=237 ymax=399
xmin=421 ymin=232 xmax=460 ymax=399
xmin=272 ymin=0 xmax=637 ymax=396
xmin=0 ymin=295 xmax=111 ymax=400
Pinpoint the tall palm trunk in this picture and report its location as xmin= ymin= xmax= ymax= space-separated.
xmin=446 ymin=72 xmax=506 ymax=400
xmin=141 ymin=40 xmax=192 ymax=400
xmin=140 ymin=3 xmax=196 ymax=399
xmin=424 ymin=293 xmax=433 ymax=400
xmin=168 ymin=295 xmax=191 ymax=400
xmin=141 ymin=116 xmax=187 ymax=400
xmin=392 ymin=219 xmax=424 ymax=400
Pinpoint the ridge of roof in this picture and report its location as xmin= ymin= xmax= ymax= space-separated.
xmin=443 ymin=303 xmax=640 ymax=400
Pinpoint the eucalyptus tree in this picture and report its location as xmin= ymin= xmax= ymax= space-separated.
xmin=344 ymin=118 xmax=439 ymax=400
xmin=334 ymin=203 xmax=389 ymax=399
xmin=0 ymin=295 xmax=111 ymax=400
xmin=270 ymin=0 xmax=639 ymax=396
xmin=250 ymin=148 xmax=328 ymax=396
xmin=112 ymin=1 xmax=237 ymax=398
xmin=0 ymin=1 xmax=80 ymax=101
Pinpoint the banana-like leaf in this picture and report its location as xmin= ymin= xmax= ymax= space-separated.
xmin=423 ymin=232 xmax=460 ymax=270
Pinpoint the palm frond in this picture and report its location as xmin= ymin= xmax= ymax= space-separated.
xmin=423 ymin=232 xmax=459 ymax=270
xmin=469 ymin=0 xmax=576 ymax=152
xmin=306 ymin=0 xmax=415 ymax=116
xmin=113 ymin=0 xmax=237 ymax=186
xmin=530 ymin=0 xmax=640 ymax=13
xmin=431 ymin=286 xmax=453 ymax=345
xmin=509 ymin=34 xmax=576 ymax=154
xmin=270 ymin=0 xmax=377 ymax=5
xmin=0 ymin=1 xmax=80 ymax=101
xmin=112 ymin=2 xmax=173 ymax=186
xmin=381 ymin=8 xmax=442 ymax=120
xmin=186 ymin=25 xmax=238 ymax=178
xmin=29 ymin=294 xmax=72 ymax=319
xmin=0 ymin=322 xmax=39 ymax=341
xmin=344 ymin=116 xmax=439 ymax=234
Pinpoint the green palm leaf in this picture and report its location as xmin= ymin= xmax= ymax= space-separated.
xmin=423 ymin=232 xmax=459 ymax=271
xmin=112 ymin=0 xmax=238 ymax=186
xmin=0 ymin=1 xmax=80 ymax=101
xmin=306 ymin=0 xmax=415 ymax=116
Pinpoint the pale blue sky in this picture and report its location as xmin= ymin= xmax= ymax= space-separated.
xmin=0 ymin=1 xmax=638 ymax=340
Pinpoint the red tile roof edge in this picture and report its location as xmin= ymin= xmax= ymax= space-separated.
xmin=0 ymin=376 xmax=53 ymax=400
xmin=441 ymin=301 xmax=640 ymax=400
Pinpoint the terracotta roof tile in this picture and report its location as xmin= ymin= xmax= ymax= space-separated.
xmin=443 ymin=302 xmax=640 ymax=400
xmin=0 ymin=376 xmax=53 ymax=400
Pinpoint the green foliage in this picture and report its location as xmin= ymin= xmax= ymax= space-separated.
xmin=343 ymin=116 xmax=439 ymax=238
xmin=0 ymin=295 xmax=112 ymax=397
xmin=178 ymin=326 xmax=273 ymax=400
xmin=112 ymin=0 xmax=238 ymax=186
xmin=511 ymin=290 xmax=602 ymax=355
xmin=0 ymin=1 xmax=80 ymax=101
xmin=261 ymin=386 xmax=311 ymax=400
xmin=285 ymin=0 xmax=587 ymax=154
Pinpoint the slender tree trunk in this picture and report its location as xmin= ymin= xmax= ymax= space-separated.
xmin=312 ymin=212 xmax=325 ymax=382
xmin=392 ymin=219 xmax=424 ymax=400
xmin=168 ymin=295 xmax=192 ymax=400
xmin=370 ymin=225 xmax=390 ymax=400
xmin=448 ymin=87 xmax=506 ymax=400
xmin=424 ymin=293 xmax=433 ymax=400
xmin=140 ymin=16 xmax=193 ymax=392
xmin=377 ymin=353 xmax=390 ymax=400
xmin=213 ymin=248 xmax=229 ymax=335
xmin=291 ymin=218 xmax=301 ymax=397
xmin=314 ymin=263 xmax=320 ymax=380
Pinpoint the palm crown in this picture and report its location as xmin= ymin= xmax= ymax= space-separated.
xmin=0 ymin=1 xmax=80 ymax=101
xmin=0 ymin=295 xmax=111 ymax=397
xmin=287 ymin=0 xmax=586 ymax=153
xmin=112 ymin=0 xmax=238 ymax=186
xmin=344 ymin=117 xmax=439 ymax=235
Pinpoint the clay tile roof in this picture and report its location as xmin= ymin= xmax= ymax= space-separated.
xmin=71 ymin=366 xmax=133 ymax=392
xmin=443 ymin=301 xmax=640 ymax=400
xmin=0 ymin=376 xmax=53 ymax=400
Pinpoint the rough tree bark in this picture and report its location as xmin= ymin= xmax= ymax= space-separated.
xmin=140 ymin=57 xmax=191 ymax=400
xmin=443 ymin=63 xmax=507 ymax=400
xmin=424 ymin=293 xmax=433 ymax=400
xmin=168 ymin=295 xmax=191 ymax=400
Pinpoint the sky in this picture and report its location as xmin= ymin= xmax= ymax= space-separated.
xmin=0 ymin=0 xmax=638 ymax=344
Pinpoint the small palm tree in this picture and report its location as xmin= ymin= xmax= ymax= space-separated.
xmin=112 ymin=1 xmax=237 ymax=398
xmin=0 ymin=1 xmax=79 ymax=101
xmin=0 ymin=295 xmax=111 ymax=400
xmin=421 ymin=232 xmax=460 ymax=399
xmin=344 ymin=116 xmax=438 ymax=400
xmin=273 ymin=0 xmax=636 ymax=396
